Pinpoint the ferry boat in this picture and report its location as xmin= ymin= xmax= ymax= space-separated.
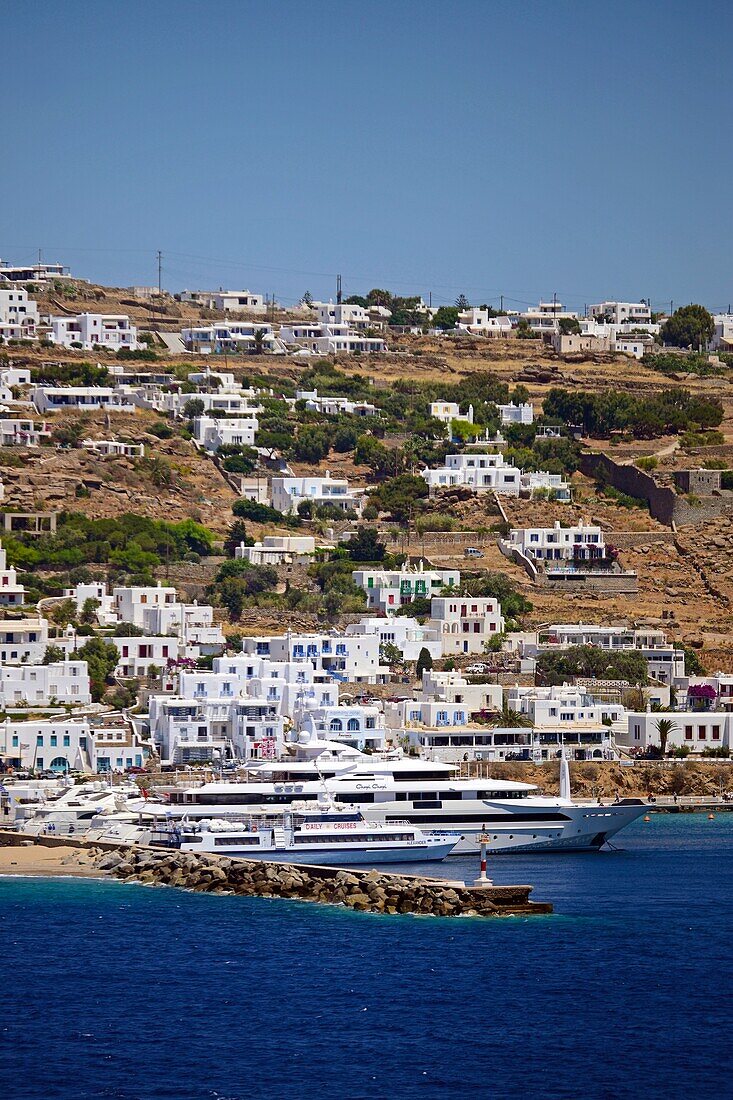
xmin=141 ymin=742 xmax=648 ymax=855
xmin=148 ymin=799 xmax=459 ymax=865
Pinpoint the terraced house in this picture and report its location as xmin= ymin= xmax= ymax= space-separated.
xmin=352 ymin=563 xmax=460 ymax=613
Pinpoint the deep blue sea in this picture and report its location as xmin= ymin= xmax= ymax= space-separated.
xmin=1 ymin=813 xmax=732 ymax=1100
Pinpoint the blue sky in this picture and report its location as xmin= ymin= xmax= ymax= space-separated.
xmin=3 ymin=0 xmax=731 ymax=311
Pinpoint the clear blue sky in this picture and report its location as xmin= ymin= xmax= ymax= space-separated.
xmin=3 ymin=0 xmax=731 ymax=311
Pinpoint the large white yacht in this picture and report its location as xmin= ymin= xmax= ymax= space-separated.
xmin=145 ymin=741 xmax=647 ymax=855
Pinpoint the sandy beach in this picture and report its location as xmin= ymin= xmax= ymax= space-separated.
xmin=0 ymin=843 xmax=104 ymax=878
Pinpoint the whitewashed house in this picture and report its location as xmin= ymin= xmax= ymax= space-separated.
xmin=192 ymin=415 xmax=258 ymax=452
xmin=710 ymin=314 xmax=733 ymax=353
xmin=0 ymin=418 xmax=51 ymax=447
xmin=235 ymin=535 xmax=319 ymax=566
xmin=506 ymin=521 xmax=605 ymax=562
xmin=295 ymin=704 xmax=385 ymax=752
xmin=180 ymin=289 xmax=265 ymax=312
xmin=181 ymin=322 xmax=284 ymax=354
xmin=429 ymin=401 xmax=473 ymax=425
xmin=0 ymin=287 xmax=39 ymax=341
xmin=81 ymin=439 xmax=145 ymax=458
xmin=457 ymin=309 xmax=513 ymax=337
xmin=314 ymin=302 xmax=371 ymax=330
xmin=47 ymin=313 xmax=139 ymax=351
xmin=271 ymin=474 xmax=364 ymax=516
xmin=242 ymin=632 xmax=382 ymax=684
xmin=0 ymin=660 xmax=91 ymax=707
xmin=32 ymin=387 xmax=137 ymax=414
xmin=295 ymin=389 xmax=378 ymax=417
xmin=0 ymin=617 xmax=49 ymax=664
xmin=352 ymin=563 xmax=460 ymax=613
xmin=520 ymin=301 xmax=579 ymax=334
xmin=497 ymin=402 xmax=534 ymax=425
xmin=109 ymin=636 xmax=179 ymax=678
xmin=0 ymin=541 xmax=25 ymax=607
xmin=622 ymin=711 xmax=731 ymax=754
xmin=344 ymin=614 xmax=443 ymax=664
xmin=421 ymin=452 xmax=570 ymax=500
xmin=588 ymin=301 xmax=652 ymax=325
xmin=279 ymin=322 xmax=386 ymax=355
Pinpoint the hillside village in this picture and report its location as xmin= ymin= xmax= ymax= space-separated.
xmin=2 ymin=259 xmax=733 ymax=795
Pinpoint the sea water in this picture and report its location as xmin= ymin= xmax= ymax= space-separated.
xmin=1 ymin=813 xmax=732 ymax=1100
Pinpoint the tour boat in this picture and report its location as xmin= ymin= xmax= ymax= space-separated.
xmin=148 ymin=798 xmax=459 ymax=864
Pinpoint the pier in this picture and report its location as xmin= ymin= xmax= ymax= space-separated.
xmin=0 ymin=833 xmax=552 ymax=918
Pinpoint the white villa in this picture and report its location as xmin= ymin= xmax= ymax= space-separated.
xmin=0 ymin=660 xmax=91 ymax=708
xmin=352 ymin=562 xmax=460 ymax=614
xmin=181 ymin=321 xmax=284 ymax=355
xmin=0 ymin=287 xmax=39 ymax=342
xmin=242 ymin=632 xmax=382 ymax=684
xmin=506 ymin=521 xmax=605 ymax=562
xmin=235 ymin=535 xmax=320 ymax=566
xmin=0 ymin=617 xmax=49 ymax=664
xmin=0 ymin=540 xmax=25 ymax=607
xmin=81 ymin=439 xmax=145 ymax=458
xmin=588 ymin=301 xmax=652 ymax=325
xmin=180 ymin=289 xmax=265 ymax=312
xmin=193 ymin=415 xmax=258 ymax=452
xmin=271 ymin=474 xmax=364 ymax=516
xmin=32 ymin=387 xmax=137 ymax=414
xmin=622 ymin=711 xmax=732 ymax=754
xmin=279 ymin=322 xmax=386 ymax=355
xmin=344 ymin=614 xmax=443 ymax=664
xmin=520 ymin=301 xmax=579 ymax=334
xmin=457 ymin=309 xmax=513 ymax=337
xmin=497 ymin=402 xmax=534 ymax=425
xmin=0 ymin=418 xmax=51 ymax=447
xmin=421 ymin=452 xmax=571 ymax=500
xmin=295 ymin=389 xmax=378 ymax=417
xmin=47 ymin=313 xmax=139 ymax=351
xmin=429 ymin=401 xmax=473 ymax=425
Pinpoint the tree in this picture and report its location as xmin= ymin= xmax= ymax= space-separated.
xmin=536 ymin=646 xmax=648 ymax=687
xmin=380 ymin=642 xmax=404 ymax=672
xmin=516 ymin=318 xmax=538 ymax=340
xmin=558 ymin=317 xmax=581 ymax=335
xmin=369 ymin=473 xmax=428 ymax=521
xmin=655 ymin=718 xmax=678 ymax=757
xmin=76 ymin=637 xmax=120 ymax=702
xmin=224 ymin=520 xmax=254 ymax=557
xmin=301 ymin=290 xmax=313 ymax=307
xmin=661 ymin=305 xmax=714 ymax=350
xmin=80 ymin=597 xmax=100 ymax=625
xmin=432 ymin=306 xmax=459 ymax=331
xmin=293 ymin=426 xmax=330 ymax=463
xmin=492 ymin=702 xmax=532 ymax=728
xmin=366 ymin=288 xmax=393 ymax=308
xmin=49 ymin=599 xmax=77 ymax=629
xmin=415 ymin=646 xmax=433 ymax=678
xmin=183 ymin=397 xmax=205 ymax=420
xmin=346 ymin=526 xmax=386 ymax=563
xmin=42 ymin=644 xmax=65 ymax=665
xmin=253 ymin=328 xmax=268 ymax=355
xmin=455 ymin=294 xmax=470 ymax=310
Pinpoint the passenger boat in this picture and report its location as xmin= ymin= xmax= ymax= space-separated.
xmin=148 ymin=798 xmax=459 ymax=864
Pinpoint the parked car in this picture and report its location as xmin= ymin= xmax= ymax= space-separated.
xmin=464 ymin=547 xmax=484 ymax=558
xmin=465 ymin=663 xmax=486 ymax=674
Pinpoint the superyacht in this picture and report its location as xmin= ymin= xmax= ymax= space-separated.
xmin=141 ymin=740 xmax=647 ymax=855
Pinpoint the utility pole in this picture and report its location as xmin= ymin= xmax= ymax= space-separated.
xmin=670 ymin=299 xmax=674 ymax=317
xmin=38 ymin=248 xmax=42 ymax=265
xmin=157 ymin=250 xmax=163 ymax=296
xmin=500 ymin=294 xmax=503 ymax=312
xmin=336 ymin=274 xmax=342 ymax=304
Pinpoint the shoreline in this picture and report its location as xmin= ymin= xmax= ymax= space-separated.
xmin=0 ymin=844 xmax=107 ymax=879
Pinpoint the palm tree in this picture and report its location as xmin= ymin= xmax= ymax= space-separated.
xmin=253 ymin=328 xmax=267 ymax=355
xmin=655 ymin=718 xmax=678 ymax=757
xmin=492 ymin=702 xmax=532 ymax=728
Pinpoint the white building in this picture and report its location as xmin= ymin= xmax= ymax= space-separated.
xmin=0 ymin=660 xmax=91 ymax=707
xmin=710 ymin=314 xmax=733 ymax=353
xmin=81 ymin=439 xmax=145 ymax=458
xmin=429 ymin=401 xmax=473 ymax=425
xmin=148 ymin=694 xmax=284 ymax=765
xmin=521 ymin=301 xmax=579 ymax=334
xmin=193 ymin=415 xmax=258 ymax=452
xmin=497 ymin=402 xmax=534 ymax=425
xmin=421 ymin=452 xmax=571 ymax=500
xmin=588 ymin=301 xmax=652 ymax=325
xmin=181 ymin=321 xmax=284 ymax=355
xmin=519 ymin=624 xmax=685 ymax=684
xmin=109 ymin=636 xmax=179 ymax=678
xmin=0 ymin=287 xmax=39 ymax=341
xmin=279 ymin=322 xmax=386 ymax=355
xmin=457 ymin=309 xmax=513 ymax=337
xmin=0 ymin=617 xmax=49 ymax=664
xmin=32 ymin=387 xmax=137 ymax=414
xmin=622 ymin=711 xmax=731 ymax=754
xmin=235 ymin=535 xmax=319 ymax=566
xmin=295 ymin=388 xmax=378 ymax=417
xmin=314 ymin=302 xmax=371 ymax=330
xmin=242 ymin=632 xmax=382 ymax=684
xmin=506 ymin=521 xmax=605 ymax=562
xmin=180 ymin=289 xmax=265 ymax=312
xmin=176 ymin=390 xmax=262 ymax=418
xmin=295 ymin=703 xmax=385 ymax=752
xmin=47 ymin=313 xmax=139 ymax=352
xmin=429 ymin=596 xmax=504 ymax=656
xmin=0 ymin=418 xmax=51 ymax=447
xmin=210 ymin=654 xmax=339 ymax=717
xmin=352 ymin=562 xmax=460 ymax=614
xmin=0 ymin=718 xmax=147 ymax=774
xmin=271 ymin=474 xmax=364 ymax=516
xmin=0 ymin=541 xmax=25 ymax=607
xmin=344 ymin=614 xmax=443 ymax=664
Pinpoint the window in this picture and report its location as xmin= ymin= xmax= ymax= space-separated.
xmin=712 ymin=726 xmax=721 ymax=740
xmin=685 ymin=725 xmax=693 ymax=740
xmin=698 ymin=726 xmax=706 ymax=740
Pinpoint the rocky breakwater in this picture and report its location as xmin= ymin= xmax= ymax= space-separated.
xmin=91 ymin=846 xmax=552 ymax=918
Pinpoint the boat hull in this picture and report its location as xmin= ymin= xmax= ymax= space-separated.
xmin=178 ymin=841 xmax=457 ymax=865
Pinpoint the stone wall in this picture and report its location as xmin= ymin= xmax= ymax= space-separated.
xmin=580 ymin=452 xmax=733 ymax=527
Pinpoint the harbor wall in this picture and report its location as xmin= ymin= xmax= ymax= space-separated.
xmin=0 ymin=833 xmax=551 ymax=917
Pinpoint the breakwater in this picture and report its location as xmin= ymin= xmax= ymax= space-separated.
xmin=1 ymin=834 xmax=551 ymax=917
